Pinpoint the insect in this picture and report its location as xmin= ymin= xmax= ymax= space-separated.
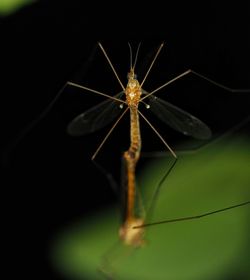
xmin=65 ymin=42 xmax=250 ymax=248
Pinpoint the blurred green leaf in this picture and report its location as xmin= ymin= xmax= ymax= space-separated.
xmin=51 ymin=136 xmax=250 ymax=279
xmin=0 ymin=0 xmax=35 ymax=16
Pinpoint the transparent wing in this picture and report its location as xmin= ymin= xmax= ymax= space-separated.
xmin=145 ymin=94 xmax=212 ymax=140
xmin=67 ymin=92 xmax=124 ymax=136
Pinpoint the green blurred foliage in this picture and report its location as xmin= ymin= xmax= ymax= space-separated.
xmin=0 ymin=0 xmax=35 ymax=16
xmin=51 ymin=136 xmax=250 ymax=280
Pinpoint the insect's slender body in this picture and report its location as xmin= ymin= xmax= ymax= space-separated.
xmin=119 ymin=70 xmax=144 ymax=246
xmin=64 ymin=42 xmax=250 ymax=248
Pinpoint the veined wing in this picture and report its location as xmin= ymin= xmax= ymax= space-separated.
xmin=67 ymin=92 xmax=124 ymax=136
xmin=144 ymin=93 xmax=212 ymax=140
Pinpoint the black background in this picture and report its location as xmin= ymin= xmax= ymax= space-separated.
xmin=1 ymin=1 xmax=250 ymax=279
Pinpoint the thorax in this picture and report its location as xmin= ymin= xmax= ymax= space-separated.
xmin=125 ymin=71 xmax=142 ymax=107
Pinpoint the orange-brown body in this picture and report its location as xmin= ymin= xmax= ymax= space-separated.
xmin=119 ymin=69 xmax=145 ymax=247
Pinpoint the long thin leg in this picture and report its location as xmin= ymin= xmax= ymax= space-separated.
xmin=99 ymin=239 xmax=135 ymax=279
xmin=190 ymin=70 xmax=250 ymax=93
xmin=141 ymin=70 xmax=191 ymax=101
xmin=1 ymin=82 xmax=70 ymax=167
xmin=140 ymin=43 xmax=164 ymax=87
xmin=91 ymin=107 xmax=129 ymax=160
xmin=134 ymin=201 xmax=250 ymax=228
xmin=98 ymin=43 xmax=126 ymax=92
xmin=141 ymin=69 xmax=250 ymax=101
xmin=138 ymin=109 xmax=178 ymax=223
xmin=2 ymin=78 xmax=126 ymax=166
xmin=67 ymin=81 xmax=126 ymax=104
xmin=146 ymin=158 xmax=178 ymax=224
xmin=92 ymin=159 xmax=119 ymax=194
xmin=139 ymin=114 xmax=250 ymax=160
xmin=138 ymin=109 xmax=177 ymax=158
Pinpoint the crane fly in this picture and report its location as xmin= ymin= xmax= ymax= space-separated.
xmin=65 ymin=42 xmax=250 ymax=247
